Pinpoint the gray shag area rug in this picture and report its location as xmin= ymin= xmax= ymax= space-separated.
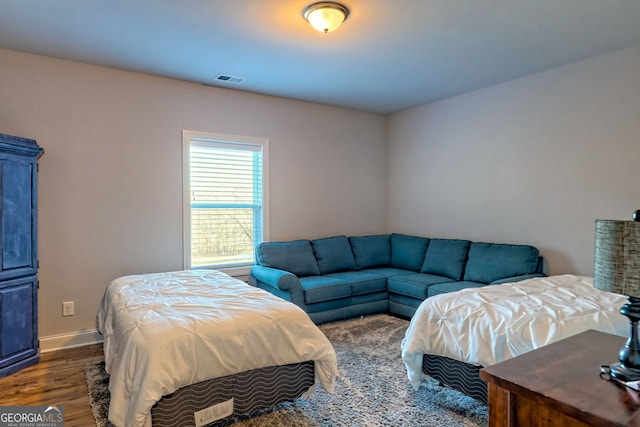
xmin=86 ymin=314 xmax=487 ymax=426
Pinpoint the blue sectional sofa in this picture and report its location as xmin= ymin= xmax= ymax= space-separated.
xmin=249 ymin=233 xmax=545 ymax=324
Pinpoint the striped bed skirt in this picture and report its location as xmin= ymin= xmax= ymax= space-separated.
xmin=422 ymin=354 xmax=488 ymax=404
xmin=150 ymin=361 xmax=315 ymax=426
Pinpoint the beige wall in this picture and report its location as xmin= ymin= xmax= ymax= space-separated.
xmin=387 ymin=43 xmax=640 ymax=276
xmin=3 ymin=41 xmax=640 ymax=344
xmin=0 ymin=48 xmax=387 ymax=341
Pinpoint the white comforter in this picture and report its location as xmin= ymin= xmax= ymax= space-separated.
xmin=401 ymin=274 xmax=629 ymax=390
xmin=97 ymin=269 xmax=338 ymax=427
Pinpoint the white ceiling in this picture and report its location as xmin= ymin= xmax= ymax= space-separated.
xmin=2 ymin=0 xmax=640 ymax=114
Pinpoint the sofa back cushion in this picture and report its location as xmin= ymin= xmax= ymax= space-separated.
xmin=391 ymin=233 xmax=430 ymax=271
xmin=311 ymin=235 xmax=358 ymax=274
xmin=463 ymin=242 xmax=540 ymax=283
xmin=421 ymin=238 xmax=471 ymax=280
xmin=349 ymin=234 xmax=391 ymax=269
xmin=256 ymin=240 xmax=320 ymax=277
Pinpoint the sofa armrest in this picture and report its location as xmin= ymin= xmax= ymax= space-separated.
xmin=490 ymin=272 xmax=546 ymax=285
xmin=250 ymin=265 xmax=306 ymax=308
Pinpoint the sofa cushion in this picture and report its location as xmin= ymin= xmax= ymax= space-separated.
xmin=360 ymin=267 xmax=416 ymax=278
xmin=389 ymin=293 xmax=424 ymax=310
xmin=388 ymin=273 xmax=452 ymax=299
xmin=299 ymin=275 xmax=351 ymax=304
xmin=325 ymin=270 xmax=388 ymax=296
xmin=421 ymin=238 xmax=471 ymax=280
xmin=311 ymin=235 xmax=357 ymax=275
xmin=391 ymin=233 xmax=430 ymax=271
xmin=349 ymin=234 xmax=391 ymax=269
xmin=427 ymin=281 xmax=487 ymax=297
xmin=306 ymin=292 xmax=389 ymax=314
xmin=463 ymin=243 xmax=540 ymax=284
xmin=257 ymin=240 xmax=320 ymax=277
xmin=491 ymin=273 xmax=545 ymax=285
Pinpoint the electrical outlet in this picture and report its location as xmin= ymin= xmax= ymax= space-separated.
xmin=62 ymin=301 xmax=74 ymax=317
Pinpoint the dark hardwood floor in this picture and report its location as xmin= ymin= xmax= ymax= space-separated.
xmin=0 ymin=344 xmax=104 ymax=427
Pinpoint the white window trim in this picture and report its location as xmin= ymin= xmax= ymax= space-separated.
xmin=182 ymin=129 xmax=270 ymax=276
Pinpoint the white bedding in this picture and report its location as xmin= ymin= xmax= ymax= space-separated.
xmin=97 ymin=269 xmax=338 ymax=427
xmin=401 ymin=274 xmax=629 ymax=390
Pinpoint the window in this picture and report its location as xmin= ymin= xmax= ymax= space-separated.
xmin=182 ymin=130 xmax=268 ymax=274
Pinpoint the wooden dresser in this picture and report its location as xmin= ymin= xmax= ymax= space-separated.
xmin=0 ymin=133 xmax=44 ymax=378
xmin=480 ymin=329 xmax=640 ymax=427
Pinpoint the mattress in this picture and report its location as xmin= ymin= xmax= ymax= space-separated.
xmin=401 ymin=274 xmax=629 ymax=392
xmin=97 ymin=269 xmax=338 ymax=427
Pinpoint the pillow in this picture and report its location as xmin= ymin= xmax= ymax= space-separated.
xmin=463 ymin=242 xmax=540 ymax=283
xmin=421 ymin=238 xmax=471 ymax=280
xmin=349 ymin=234 xmax=391 ymax=269
xmin=256 ymin=240 xmax=320 ymax=277
xmin=391 ymin=233 xmax=430 ymax=271
xmin=311 ymin=235 xmax=357 ymax=275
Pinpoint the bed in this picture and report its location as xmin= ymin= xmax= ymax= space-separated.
xmin=97 ymin=269 xmax=338 ymax=427
xmin=401 ymin=274 xmax=629 ymax=403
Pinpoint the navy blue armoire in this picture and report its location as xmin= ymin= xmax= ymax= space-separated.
xmin=0 ymin=133 xmax=43 ymax=378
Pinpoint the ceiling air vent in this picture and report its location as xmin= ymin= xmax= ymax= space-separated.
xmin=214 ymin=73 xmax=244 ymax=84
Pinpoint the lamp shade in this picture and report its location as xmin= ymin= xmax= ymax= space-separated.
xmin=594 ymin=219 xmax=640 ymax=297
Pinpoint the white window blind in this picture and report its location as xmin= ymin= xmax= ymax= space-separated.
xmin=183 ymin=131 xmax=268 ymax=271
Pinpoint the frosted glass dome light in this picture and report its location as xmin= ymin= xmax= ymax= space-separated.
xmin=302 ymin=2 xmax=350 ymax=33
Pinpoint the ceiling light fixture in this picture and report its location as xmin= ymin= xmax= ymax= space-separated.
xmin=302 ymin=2 xmax=350 ymax=34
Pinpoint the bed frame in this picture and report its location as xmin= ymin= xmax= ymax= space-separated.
xmin=422 ymin=355 xmax=488 ymax=404
xmin=149 ymin=361 xmax=314 ymax=426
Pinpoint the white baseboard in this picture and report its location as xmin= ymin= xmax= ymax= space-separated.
xmin=39 ymin=329 xmax=104 ymax=353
